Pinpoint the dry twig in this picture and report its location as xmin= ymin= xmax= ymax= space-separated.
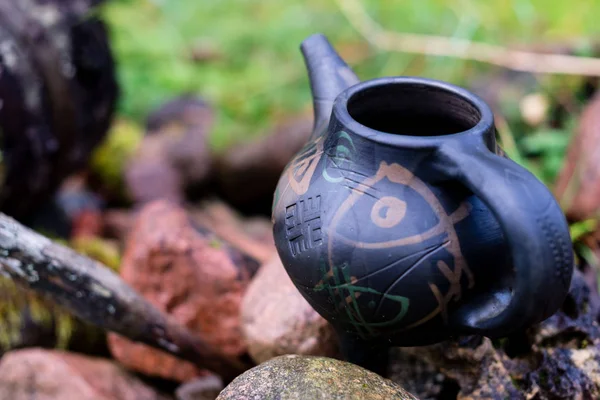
xmin=0 ymin=213 xmax=249 ymax=382
xmin=335 ymin=0 xmax=600 ymax=76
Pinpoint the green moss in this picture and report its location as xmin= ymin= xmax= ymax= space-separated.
xmin=70 ymin=237 xmax=121 ymax=272
xmin=90 ymin=118 xmax=144 ymax=200
xmin=218 ymin=355 xmax=417 ymax=399
xmin=0 ymin=236 xmax=121 ymax=352
xmin=0 ymin=276 xmax=77 ymax=350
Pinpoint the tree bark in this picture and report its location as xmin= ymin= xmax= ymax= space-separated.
xmin=0 ymin=0 xmax=118 ymax=220
xmin=0 ymin=212 xmax=249 ymax=382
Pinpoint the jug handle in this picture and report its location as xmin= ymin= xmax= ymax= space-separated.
xmin=433 ymin=138 xmax=574 ymax=337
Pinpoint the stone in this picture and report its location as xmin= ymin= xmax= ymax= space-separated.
xmin=242 ymin=216 xmax=275 ymax=246
xmin=391 ymin=269 xmax=600 ymax=399
xmin=72 ymin=209 xmax=104 ymax=239
xmin=388 ymin=348 xmax=447 ymax=399
xmin=214 ymin=115 xmax=312 ymax=214
xmin=107 ymin=200 xmax=252 ymax=382
xmin=108 ymin=336 xmax=207 ymax=383
xmin=526 ymin=347 xmax=600 ymax=399
xmin=0 ymin=348 xmax=170 ymax=400
xmin=125 ymin=96 xmax=215 ymax=205
xmin=146 ymin=96 xmax=215 ymax=186
xmin=102 ymin=208 xmax=136 ymax=244
xmin=125 ymin=155 xmax=184 ymax=205
xmin=398 ymin=337 xmax=522 ymax=399
xmin=176 ymin=375 xmax=224 ymax=400
xmin=216 ymin=355 xmax=418 ymax=400
xmin=23 ymin=172 xmax=104 ymax=239
xmin=241 ymin=255 xmax=340 ymax=363
xmin=189 ymin=199 xmax=275 ymax=266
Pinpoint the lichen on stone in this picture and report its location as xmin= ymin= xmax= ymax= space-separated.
xmin=216 ymin=355 xmax=418 ymax=400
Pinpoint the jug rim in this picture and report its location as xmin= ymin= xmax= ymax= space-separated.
xmin=332 ymin=76 xmax=495 ymax=149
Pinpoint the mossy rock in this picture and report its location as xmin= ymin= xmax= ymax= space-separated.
xmin=90 ymin=118 xmax=144 ymax=201
xmin=217 ymin=355 xmax=418 ymax=400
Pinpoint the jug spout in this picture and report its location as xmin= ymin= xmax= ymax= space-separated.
xmin=301 ymin=33 xmax=360 ymax=135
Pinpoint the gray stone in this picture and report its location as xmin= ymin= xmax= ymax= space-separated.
xmin=0 ymin=348 xmax=171 ymax=400
xmin=176 ymin=375 xmax=223 ymax=400
xmin=216 ymin=355 xmax=418 ymax=400
xmin=241 ymin=255 xmax=340 ymax=363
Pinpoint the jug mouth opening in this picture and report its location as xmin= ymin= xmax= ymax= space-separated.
xmin=336 ymin=77 xmax=494 ymax=145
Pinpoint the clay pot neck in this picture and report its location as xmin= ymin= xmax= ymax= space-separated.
xmin=327 ymin=76 xmax=497 ymax=152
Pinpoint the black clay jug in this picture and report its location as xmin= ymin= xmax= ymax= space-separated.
xmin=272 ymin=33 xmax=574 ymax=373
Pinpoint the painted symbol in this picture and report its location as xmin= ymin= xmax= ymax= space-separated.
xmin=287 ymin=137 xmax=324 ymax=196
xmin=321 ymin=161 xmax=474 ymax=337
xmin=322 ymin=131 xmax=357 ymax=183
xmin=285 ymin=195 xmax=323 ymax=257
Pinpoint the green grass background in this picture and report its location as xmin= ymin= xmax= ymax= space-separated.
xmin=98 ymin=0 xmax=599 ymax=185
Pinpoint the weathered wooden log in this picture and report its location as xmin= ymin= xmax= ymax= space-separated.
xmin=0 ymin=212 xmax=249 ymax=382
xmin=0 ymin=0 xmax=118 ymax=220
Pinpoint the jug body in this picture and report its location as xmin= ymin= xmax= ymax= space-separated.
xmin=272 ymin=75 xmax=574 ymax=346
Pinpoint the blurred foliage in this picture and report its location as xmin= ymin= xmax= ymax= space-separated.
xmin=96 ymin=0 xmax=600 ymax=255
xmin=97 ymin=0 xmax=598 ymax=176
xmin=570 ymin=219 xmax=598 ymax=242
xmin=0 ymin=276 xmax=75 ymax=351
